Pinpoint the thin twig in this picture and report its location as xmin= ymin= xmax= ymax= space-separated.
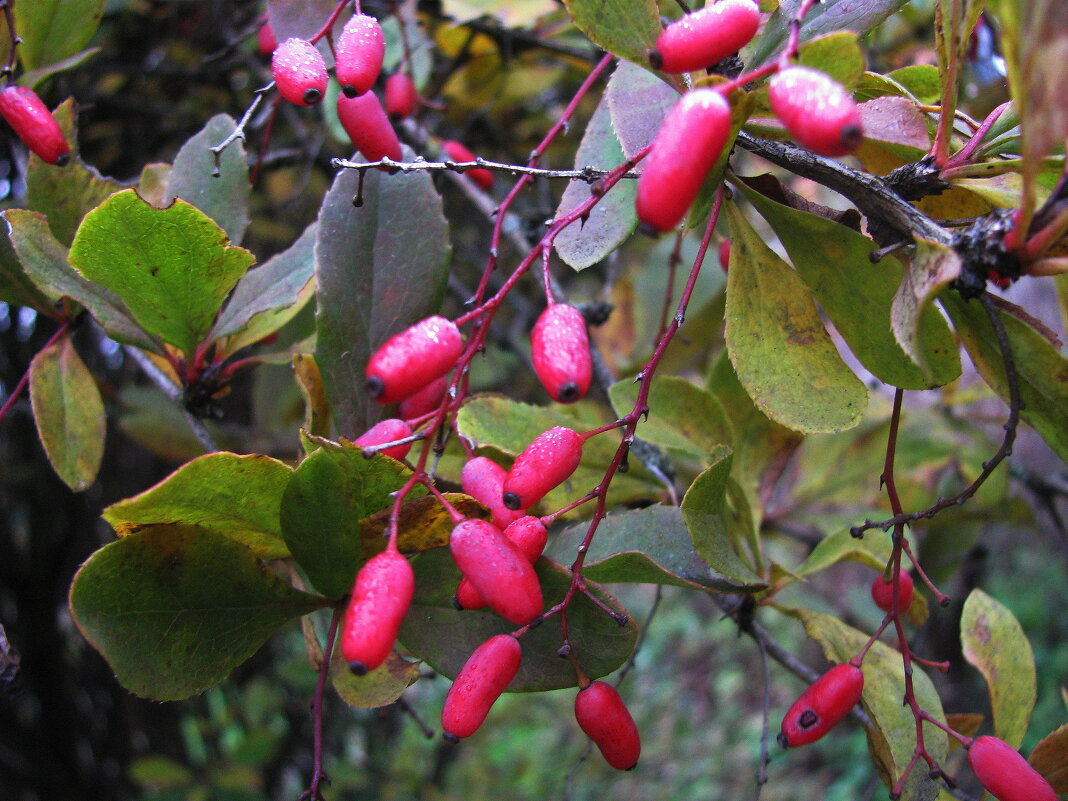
xmin=332 ymin=155 xmax=641 ymax=182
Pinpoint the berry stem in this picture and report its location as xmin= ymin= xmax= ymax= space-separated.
xmin=300 ymin=604 xmax=344 ymax=801
xmin=944 ymin=101 xmax=1009 ymax=169
xmin=308 ymin=0 xmax=352 ymax=45
xmin=0 ymin=319 xmax=72 ymax=426
xmin=0 ymin=0 xmax=20 ymax=80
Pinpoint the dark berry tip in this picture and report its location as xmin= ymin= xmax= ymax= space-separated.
xmin=502 ymin=491 xmax=522 ymax=510
xmin=53 ymin=151 xmax=71 ymax=167
xmin=303 ymin=87 xmax=323 ymax=105
xmin=442 ymin=732 xmax=460 ymax=744
xmin=348 ymin=660 xmax=368 ymax=676
xmin=839 ymin=123 xmax=863 ymax=151
xmin=556 ymin=382 xmax=581 ymax=404
xmin=636 ymin=219 xmax=661 ymax=238
xmin=776 ymin=732 xmax=790 ymax=749
xmin=341 ymin=84 xmax=358 ymax=98
xmin=625 ymin=762 xmax=638 ymax=771
xmin=365 ymin=375 xmax=385 ymax=399
xmin=452 ymin=595 xmax=465 ymax=611
xmin=648 ymin=48 xmax=663 ymax=70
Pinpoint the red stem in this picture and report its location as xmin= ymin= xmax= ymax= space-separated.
xmin=309 ymin=0 xmax=351 ymax=44
xmin=301 ymin=604 xmax=344 ymax=801
xmin=0 ymin=320 xmax=72 ymax=425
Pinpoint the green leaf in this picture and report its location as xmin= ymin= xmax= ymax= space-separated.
xmin=456 ymin=395 xmax=663 ymax=511
xmin=608 ymin=375 xmax=733 ymax=464
xmin=210 ymin=222 xmax=317 ymax=354
xmin=797 ymin=523 xmax=893 ymax=576
xmin=29 ymin=334 xmax=105 ymax=491
xmin=69 ymin=189 xmax=255 ymax=358
xmin=14 ymin=0 xmax=104 ymax=73
xmin=554 ymin=90 xmax=635 ymax=271
xmin=748 ymin=0 xmax=908 ymax=68
xmin=314 ymin=148 xmax=451 ymax=436
xmin=724 ymin=200 xmax=867 ymax=433
xmin=400 ymin=550 xmax=637 ymax=690
xmin=798 ymin=32 xmax=866 ymax=88
xmin=681 ymin=454 xmax=767 ymax=587
xmin=26 ymin=99 xmax=124 ymax=247
xmin=280 ymin=439 xmax=422 ymax=599
xmin=790 ymin=608 xmax=946 ymax=801
xmin=960 ymin=589 xmax=1037 ymax=749
xmin=942 ymin=292 xmax=1068 ymax=462
xmin=164 ymin=114 xmax=251 ymax=245
xmin=1028 ymin=725 xmax=1068 ymax=793
xmin=3 ymin=209 xmax=160 ymax=351
xmin=891 ymin=239 xmax=962 ymax=383
xmin=706 ymin=351 xmax=804 ymax=519
xmin=330 ymin=647 xmax=420 ymax=710
xmin=19 ymin=46 xmax=100 ymax=91
xmin=887 ymin=65 xmax=942 ymax=105
xmin=0 ymin=216 xmax=59 ymax=313
xmin=549 ymin=505 xmax=766 ymax=593
xmin=738 ymin=181 xmax=960 ymax=389
xmin=102 ymin=453 xmax=294 ymax=559
xmin=606 ymin=60 xmax=677 ymax=161
xmin=856 ymin=96 xmax=931 ymax=162
xmin=69 ymin=525 xmax=325 ymax=700
xmin=561 ymin=0 xmax=661 ymax=68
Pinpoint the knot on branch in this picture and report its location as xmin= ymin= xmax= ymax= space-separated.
xmin=951 ymin=208 xmax=1023 ymax=299
xmin=883 ymin=155 xmax=950 ymax=202
xmin=711 ymin=54 xmax=744 ymax=79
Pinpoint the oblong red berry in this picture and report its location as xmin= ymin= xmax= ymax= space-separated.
xmin=0 ymin=86 xmax=70 ymax=166
xmin=364 ymin=316 xmax=463 ymax=404
xmin=449 ymin=519 xmax=543 ymax=625
xmin=454 ymin=515 xmax=547 ymax=611
xmin=575 ymin=681 xmax=641 ymax=770
xmin=502 ymin=426 xmax=584 ymax=510
xmin=385 ymin=73 xmax=417 ymax=119
xmin=441 ymin=634 xmax=522 ymax=740
xmin=718 ymin=238 xmax=731 ymax=273
xmin=531 ymin=303 xmax=592 ymax=404
xmin=340 ymin=549 xmax=414 ymax=675
xmin=968 ymin=736 xmax=1058 ymax=801
xmin=337 ymin=90 xmax=403 ymax=163
xmin=870 ymin=568 xmax=914 ymax=613
xmin=335 ymin=14 xmax=385 ymax=98
xmin=650 ymin=0 xmax=761 ymax=74
xmin=398 ymin=376 xmax=448 ymax=421
xmin=272 ymin=38 xmax=328 ymax=106
xmin=442 ymin=140 xmax=494 ymax=191
xmin=454 ymin=576 xmax=488 ymax=610
xmin=256 ymin=18 xmax=278 ymax=56
xmin=353 ymin=418 xmax=413 ymax=460
xmin=635 ymin=88 xmax=732 ymax=234
xmin=462 ymin=456 xmax=525 ymax=528
xmin=778 ymin=663 xmax=864 ymax=748
xmin=768 ymin=66 xmax=863 ymax=157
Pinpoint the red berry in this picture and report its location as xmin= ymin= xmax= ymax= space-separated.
xmin=353 ymin=418 xmax=413 ymax=460
xmin=870 ymin=569 xmax=914 ymax=613
xmin=442 ymin=140 xmax=494 ymax=191
xmin=454 ymin=576 xmax=488 ymax=610
xmin=441 ymin=634 xmax=522 ymax=740
xmin=0 ymin=86 xmax=70 ymax=166
xmin=778 ymin=663 xmax=864 ymax=747
xmin=768 ymin=66 xmax=863 ymax=157
xmin=574 ymin=681 xmax=641 ymax=770
xmin=531 ymin=303 xmax=592 ymax=404
xmin=449 ymin=519 xmax=543 ymax=625
xmin=364 ymin=316 xmax=463 ymax=404
xmin=718 ymin=239 xmax=731 ymax=273
xmin=271 ymin=38 xmax=328 ymax=106
xmin=461 ymin=456 xmax=525 ymax=528
xmin=650 ymin=0 xmax=761 ymax=74
xmin=335 ymin=14 xmax=385 ymax=98
xmin=398 ymin=376 xmax=448 ymax=421
xmin=968 ymin=736 xmax=1057 ymax=801
xmin=453 ymin=515 xmax=547 ymax=611
xmin=635 ymin=88 xmax=733 ymax=234
xmin=337 ymin=90 xmax=403 ymax=164
xmin=502 ymin=426 xmax=584 ymax=510
xmin=256 ymin=18 xmax=278 ymax=56
xmin=385 ymin=73 xmax=417 ymax=119
xmin=340 ymin=549 xmax=414 ymax=675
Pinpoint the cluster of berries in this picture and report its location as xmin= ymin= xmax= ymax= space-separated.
xmin=0 ymin=85 xmax=70 ymax=166
xmin=636 ymin=0 xmax=863 ymax=233
xmin=266 ymin=16 xmax=491 ymax=188
xmin=334 ymin=308 xmax=638 ymax=766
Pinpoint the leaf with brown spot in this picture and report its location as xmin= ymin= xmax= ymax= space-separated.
xmin=360 ymin=493 xmax=489 ymax=557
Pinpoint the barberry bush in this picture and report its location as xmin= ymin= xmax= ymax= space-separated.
xmin=0 ymin=1 xmax=1066 ymax=800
